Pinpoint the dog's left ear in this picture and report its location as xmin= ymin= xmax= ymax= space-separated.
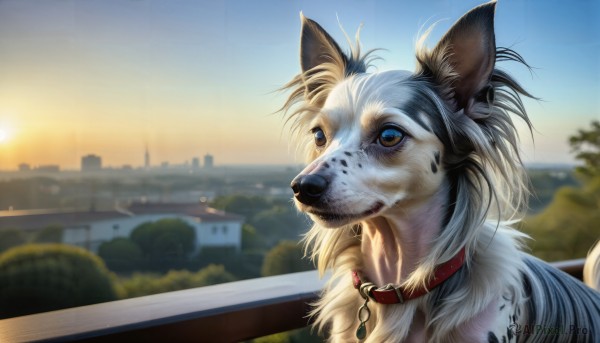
xmin=418 ymin=1 xmax=497 ymax=118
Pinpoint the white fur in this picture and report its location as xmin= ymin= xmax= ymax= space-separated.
xmin=584 ymin=240 xmax=600 ymax=290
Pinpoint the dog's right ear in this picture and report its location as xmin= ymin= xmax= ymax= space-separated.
xmin=416 ymin=2 xmax=497 ymax=119
xmin=299 ymin=14 xmax=349 ymax=103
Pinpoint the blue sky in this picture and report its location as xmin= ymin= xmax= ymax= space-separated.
xmin=0 ymin=0 xmax=598 ymax=169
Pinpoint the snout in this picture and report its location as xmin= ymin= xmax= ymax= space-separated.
xmin=290 ymin=174 xmax=328 ymax=205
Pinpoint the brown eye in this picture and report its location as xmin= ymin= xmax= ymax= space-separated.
xmin=312 ymin=128 xmax=327 ymax=147
xmin=378 ymin=126 xmax=404 ymax=147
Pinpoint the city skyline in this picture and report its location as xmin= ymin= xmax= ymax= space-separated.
xmin=0 ymin=0 xmax=598 ymax=170
xmin=15 ymin=151 xmax=217 ymax=172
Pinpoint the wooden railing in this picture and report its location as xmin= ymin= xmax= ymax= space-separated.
xmin=0 ymin=259 xmax=586 ymax=343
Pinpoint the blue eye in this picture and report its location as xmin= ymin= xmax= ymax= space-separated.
xmin=312 ymin=127 xmax=327 ymax=147
xmin=378 ymin=127 xmax=405 ymax=147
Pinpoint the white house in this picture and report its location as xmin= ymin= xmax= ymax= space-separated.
xmin=0 ymin=202 xmax=244 ymax=254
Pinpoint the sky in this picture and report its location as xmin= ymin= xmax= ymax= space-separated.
xmin=0 ymin=0 xmax=598 ymax=170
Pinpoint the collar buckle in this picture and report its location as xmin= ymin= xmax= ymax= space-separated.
xmin=358 ymin=282 xmax=375 ymax=300
xmin=379 ymin=283 xmax=404 ymax=304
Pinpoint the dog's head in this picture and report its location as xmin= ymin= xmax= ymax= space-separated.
xmin=285 ymin=1 xmax=531 ymax=231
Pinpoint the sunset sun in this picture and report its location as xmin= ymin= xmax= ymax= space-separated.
xmin=0 ymin=127 xmax=11 ymax=144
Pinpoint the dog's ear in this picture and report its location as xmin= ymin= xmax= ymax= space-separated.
xmin=418 ymin=1 xmax=497 ymax=118
xmin=300 ymin=14 xmax=347 ymax=74
xmin=299 ymin=14 xmax=349 ymax=103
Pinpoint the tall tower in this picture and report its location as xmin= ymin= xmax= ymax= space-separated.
xmin=204 ymin=154 xmax=214 ymax=168
xmin=144 ymin=145 xmax=150 ymax=169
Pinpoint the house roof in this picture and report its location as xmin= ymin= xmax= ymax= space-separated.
xmin=127 ymin=202 xmax=244 ymax=222
xmin=0 ymin=210 xmax=129 ymax=231
xmin=0 ymin=202 xmax=244 ymax=231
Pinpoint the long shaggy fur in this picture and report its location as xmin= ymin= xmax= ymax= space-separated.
xmin=282 ymin=2 xmax=600 ymax=342
xmin=584 ymin=240 xmax=600 ymax=290
xmin=522 ymin=256 xmax=600 ymax=343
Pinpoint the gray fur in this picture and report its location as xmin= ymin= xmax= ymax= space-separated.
xmin=520 ymin=256 xmax=600 ymax=342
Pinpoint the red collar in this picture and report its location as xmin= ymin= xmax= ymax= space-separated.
xmin=352 ymin=247 xmax=466 ymax=304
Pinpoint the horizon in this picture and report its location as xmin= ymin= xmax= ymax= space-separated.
xmin=0 ymin=160 xmax=578 ymax=174
xmin=0 ymin=0 xmax=598 ymax=170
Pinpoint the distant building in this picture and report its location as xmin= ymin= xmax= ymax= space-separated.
xmin=192 ymin=157 xmax=200 ymax=169
xmin=144 ymin=146 xmax=150 ymax=169
xmin=204 ymin=154 xmax=214 ymax=168
xmin=35 ymin=165 xmax=60 ymax=172
xmin=0 ymin=202 xmax=244 ymax=253
xmin=81 ymin=154 xmax=102 ymax=172
xmin=18 ymin=163 xmax=31 ymax=172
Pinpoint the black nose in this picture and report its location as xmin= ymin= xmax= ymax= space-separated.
xmin=290 ymin=174 xmax=328 ymax=205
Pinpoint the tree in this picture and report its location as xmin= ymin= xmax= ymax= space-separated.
xmin=130 ymin=219 xmax=196 ymax=260
xmin=261 ymin=240 xmax=313 ymax=277
xmin=521 ymin=179 xmax=600 ymax=261
xmin=250 ymin=206 xmax=310 ymax=247
xmin=195 ymin=264 xmax=236 ymax=285
xmin=196 ymin=246 xmax=264 ymax=280
xmin=128 ymin=222 xmax=154 ymax=255
xmin=119 ymin=264 xmax=236 ymax=298
xmin=526 ymin=170 xmax=578 ymax=213
xmin=521 ymin=121 xmax=600 ymax=261
xmin=0 ymin=229 xmax=27 ymax=253
xmin=98 ymin=237 xmax=143 ymax=271
xmin=569 ymin=120 xmax=600 ymax=178
xmin=241 ymin=224 xmax=266 ymax=251
xmin=211 ymin=195 xmax=270 ymax=218
xmin=0 ymin=244 xmax=119 ymax=319
xmin=33 ymin=225 xmax=63 ymax=243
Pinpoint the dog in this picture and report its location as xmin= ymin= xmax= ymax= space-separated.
xmin=282 ymin=1 xmax=600 ymax=342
